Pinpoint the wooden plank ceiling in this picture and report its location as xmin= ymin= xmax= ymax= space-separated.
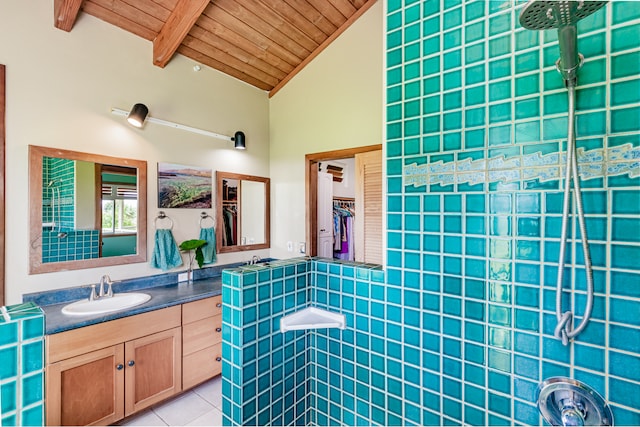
xmin=54 ymin=0 xmax=377 ymax=96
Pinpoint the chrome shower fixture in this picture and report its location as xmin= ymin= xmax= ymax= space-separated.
xmin=537 ymin=377 xmax=614 ymax=426
xmin=519 ymin=1 xmax=607 ymax=87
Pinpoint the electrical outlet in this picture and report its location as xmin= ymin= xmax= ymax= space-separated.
xmin=287 ymin=241 xmax=293 ymax=252
xmin=178 ymin=272 xmax=188 ymax=282
xmin=299 ymin=242 xmax=306 ymax=253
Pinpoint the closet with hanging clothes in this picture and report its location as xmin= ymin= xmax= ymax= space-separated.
xmin=333 ymin=198 xmax=355 ymax=261
xmin=316 ymin=160 xmax=358 ymax=261
xmin=313 ymin=150 xmax=382 ymax=263
xmin=220 ymin=178 xmax=238 ymax=246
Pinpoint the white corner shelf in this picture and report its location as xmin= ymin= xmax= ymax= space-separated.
xmin=280 ymin=307 xmax=346 ymax=333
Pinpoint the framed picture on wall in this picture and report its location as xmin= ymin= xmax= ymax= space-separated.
xmin=157 ymin=162 xmax=212 ymax=209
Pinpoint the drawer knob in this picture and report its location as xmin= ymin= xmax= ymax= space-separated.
xmin=216 ymin=357 xmax=222 ymax=362
xmin=215 ymin=327 xmax=222 ymax=332
xmin=128 ymin=360 xmax=135 ymax=367
xmin=216 ymin=303 xmax=222 ymax=308
xmin=116 ymin=364 xmax=124 ymax=371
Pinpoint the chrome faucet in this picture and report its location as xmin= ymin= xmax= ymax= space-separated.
xmin=247 ymin=255 xmax=261 ymax=265
xmin=98 ymin=275 xmax=114 ymax=298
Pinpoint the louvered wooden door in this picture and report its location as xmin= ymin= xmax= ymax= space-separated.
xmin=355 ymin=150 xmax=382 ymax=264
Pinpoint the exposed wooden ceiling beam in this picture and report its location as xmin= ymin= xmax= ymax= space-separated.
xmin=153 ymin=0 xmax=210 ymax=67
xmin=269 ymin=0 xmax=377 ymax=97
xmin=54 ymin=0 xmax=84 ymax=32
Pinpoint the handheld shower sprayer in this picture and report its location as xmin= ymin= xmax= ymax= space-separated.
xmin=519 ymin=1 xmax=607 ymax=87
xmin=519 ymin=1 xmax=607 ymax=347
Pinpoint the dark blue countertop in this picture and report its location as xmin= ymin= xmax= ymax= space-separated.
xmin=23 ymin=259 xmax=286 ymax=335
xmin=39 ymin=277 xmax=222 ymax=335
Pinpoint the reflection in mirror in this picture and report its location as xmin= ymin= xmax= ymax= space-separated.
xmin=216 ymin=171 xmax=270 ymax=253
xmin=29 ymin=145 xmax=147 ymax=274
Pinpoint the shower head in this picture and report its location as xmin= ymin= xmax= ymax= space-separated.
xmin=519 ymin=1 xmax=607 ymax=29
xmin=519 ymin=1 xmax=607 ymax=87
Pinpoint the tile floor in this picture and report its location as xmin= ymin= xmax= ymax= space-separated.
xmin=117 ymin=376 xmax=223 ymax=426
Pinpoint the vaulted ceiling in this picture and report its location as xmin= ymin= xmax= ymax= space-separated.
xmin=54 ymin=0 xmax=377 ymax=96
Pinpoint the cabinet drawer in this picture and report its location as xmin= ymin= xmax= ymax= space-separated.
xmin=183 ymin=314 xmax=222 ymax=355
xmin=182 ymin=295 xmax=222 ymax=324
xmin=47 ymin=305 xmax=182 ymax=363
xmin=182 ymin=343 xmax=222 ymax=390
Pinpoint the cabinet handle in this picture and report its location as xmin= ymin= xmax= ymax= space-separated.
xmin=128 ymin=360 xmax=135 ymax=367
xmin=116 ymin=364 xmax=124 ymax=370
xmin=215 ymin=327 xmax=222 ymax=332
xmin=216 ymin=357 xmax=222 ymax=362
xmin=216 ymin=303 xmax=222 ymax=308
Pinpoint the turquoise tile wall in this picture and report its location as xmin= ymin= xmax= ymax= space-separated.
xmin=309 ymin=261 xmax=391 ymax=425
xmin=386 ymin=0 xmax=640 ymax=425
xmin=221 ymin=259 xmax=312 ymax=426
xmin=0 ymin=302 xmax=45 ymax=426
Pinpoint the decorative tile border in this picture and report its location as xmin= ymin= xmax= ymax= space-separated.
xmin=404 ymin=143 xmax=640 ymax=188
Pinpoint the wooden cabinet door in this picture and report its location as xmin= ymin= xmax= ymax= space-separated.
xmin=46 ymin=344 xmax=125 ymax=426
xmin=124 ymin=327 xmax=182 ymax=416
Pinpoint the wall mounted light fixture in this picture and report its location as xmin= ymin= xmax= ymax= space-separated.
xmin=111 ymin=103 xmax=247 ymax=150
xmin=127 ymin=103 xmax=148 ymax=128
xmin=233 ymin=131 xmax=246 ymax=150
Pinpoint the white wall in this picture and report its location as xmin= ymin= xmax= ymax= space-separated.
xmin=0 ymin=2 xmax=270 ymax=304
xmin=268 ymin=1 xmax=384 ymax=260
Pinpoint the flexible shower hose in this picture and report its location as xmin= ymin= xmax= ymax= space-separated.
xmin=554 ymin=86 xmax=595 ymax=346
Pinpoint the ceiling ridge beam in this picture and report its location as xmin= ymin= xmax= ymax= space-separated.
xmin=153 ymin=0 xmax=210 ymax=68
xmin=268 ymin=0 xmax=377 ymax=98
xmin=54 ymin=0 xmax=84 ymax=31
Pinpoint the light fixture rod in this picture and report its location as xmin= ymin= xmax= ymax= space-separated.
xmin=110 ymin=107 xmax=233 ymax=142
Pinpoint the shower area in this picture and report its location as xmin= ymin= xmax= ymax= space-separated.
xmin=391 ymin=0 xmax=640 ymax=424
xmin=41 ymin=156 xmax=100 ymax=262
xmin=222 ymin=1 xmax=640 ymax=426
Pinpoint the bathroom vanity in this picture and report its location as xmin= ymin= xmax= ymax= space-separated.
xmin=37 ymin=279 xmax=223 ymax=426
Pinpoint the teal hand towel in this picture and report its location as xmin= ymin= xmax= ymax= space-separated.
xmin=199 ymin=227 xmax=217 ymax=264
xmin=151 ymin=229 xmax=183 ymax=271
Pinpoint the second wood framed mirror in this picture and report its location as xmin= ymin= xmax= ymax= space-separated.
xmin=216 ymin=171 xmax=270 ymax=253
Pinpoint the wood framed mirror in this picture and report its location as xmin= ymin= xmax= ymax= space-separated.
xmin=29 ymin=145 xmax=147 ymax=274
xmin=216 ymin=171 xmax=270 ymax=253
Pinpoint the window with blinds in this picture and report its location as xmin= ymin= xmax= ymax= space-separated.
xmin=102 ymin=183 xmax=137 ymax=234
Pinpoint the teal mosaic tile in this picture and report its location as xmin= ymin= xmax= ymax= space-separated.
xmin=462 ymin=66 xmax=484 ymax=90
xmin=611 ymin=50 xmax=640 ymax=79
xmin=611 ymin=23 xmax=640 ymax=53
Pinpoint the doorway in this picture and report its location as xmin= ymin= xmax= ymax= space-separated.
xmin=305 ymin=144 xmax=382 ymax=263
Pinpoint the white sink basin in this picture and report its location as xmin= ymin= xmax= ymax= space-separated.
xmin=62 ymin=293 xmax=151 ymax=316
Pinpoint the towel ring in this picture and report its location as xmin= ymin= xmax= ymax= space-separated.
xmin=154 ymin=211 xmax=174 ymax=230
xmin=199 ymin=212 xmax=215 ymax=228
